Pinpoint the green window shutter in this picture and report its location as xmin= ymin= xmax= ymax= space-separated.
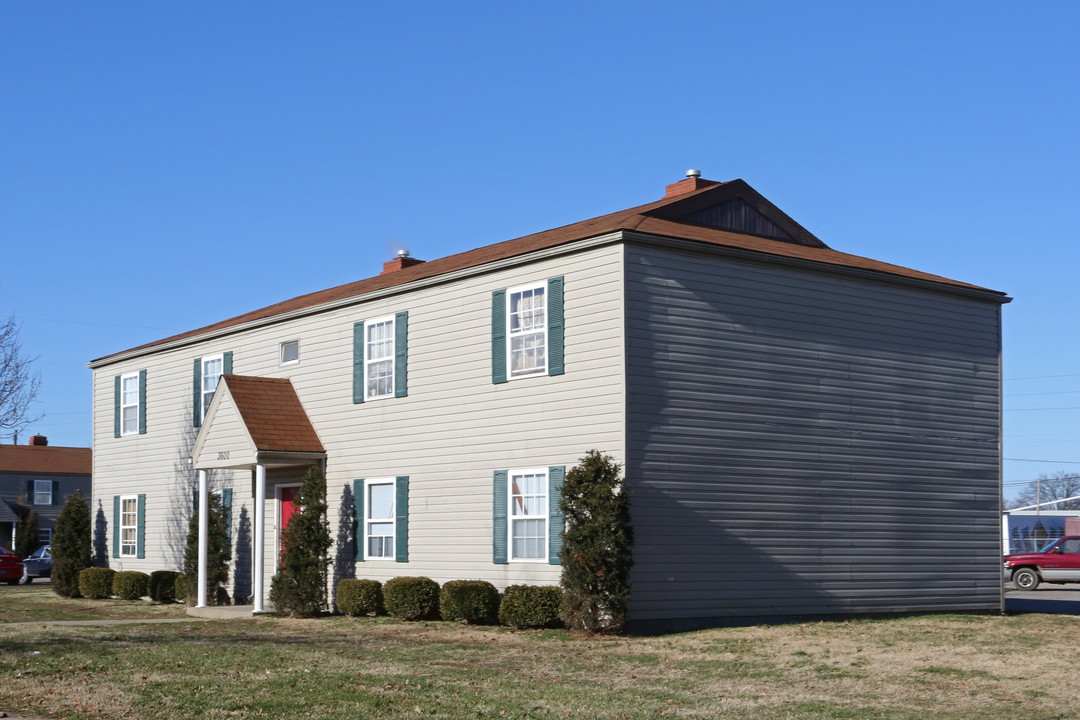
xmin=491 ymin=289 xmax=507 ymax=384
xmin=548 ymin=466 xmax=565 ymax=565
xmin=222 ymin=488 xmax=233 ymax=540
xmin=394 ymin=311 xmax=408 ymax=398
xmin=51 ymin=480 xmax=59 ymax=506
xmin=223 ymin=351 xmax=233 ymax=375
xmin=138 ymin=369 xmax=147 ymax=435
xmin=192 ymin=358 xmax=203 ymax=427
xmin=114 ymin=375 xmax=122 ymax=438
xmin=493 ymin=470 xmax=508 ymax=564
xmin=395 ymin=476 xmax=409 ymax=563
xmin=136 ymin=494 xmax=146 ymax=559
xmin=112 ymin=496 xmax=120 ymax=558
xmin=352 ymin=322 xmax=365 ymax=404
xmin=353 ymin=479 xmax=365 ymax=562
xmin=547 ymin=277 xmax=564 ymax=376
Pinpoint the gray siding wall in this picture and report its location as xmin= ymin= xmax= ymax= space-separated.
xmin=624 ymin=243 xmax=1002 ymax=627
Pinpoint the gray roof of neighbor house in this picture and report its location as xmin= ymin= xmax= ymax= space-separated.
xmin=90 ymin=176 xmax=1009 ymax=366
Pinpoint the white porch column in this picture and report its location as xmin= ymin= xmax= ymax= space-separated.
xmin=196 ymin=469 xmax=208 ymax=608
xmin=253 ymin=463 xmax=266 ymax=613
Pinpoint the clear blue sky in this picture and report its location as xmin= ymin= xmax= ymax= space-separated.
xmin=2 ymin=2 xmax=1077 ymax=503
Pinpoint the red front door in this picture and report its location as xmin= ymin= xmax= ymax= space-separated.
xmin=279 ymin=486 xmax=300 ymax=558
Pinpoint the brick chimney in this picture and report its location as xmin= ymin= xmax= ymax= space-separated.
xmin=29 ymin=434 xmax=47 ymax=446
xmin=664 ymin=169 xmax=720 ymax=198
xmin=381 ymin=250 xmax=426 ymax=275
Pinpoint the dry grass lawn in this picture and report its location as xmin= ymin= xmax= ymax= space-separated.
xmin=1 ymin=589 xmax=1078 ymax=719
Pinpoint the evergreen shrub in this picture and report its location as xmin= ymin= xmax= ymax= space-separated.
xmin=498 ymin=585 xmax=563 ymax=629
xmin=174 ymin=574 xmax=188 ymax=603
xmin=269 ymin=466 xmax=332 ymax=617
xmin=440 ymin=580 xmax=500 ymax=624
xmin=14 ymin=500 xmax=39 ymax=559
xmin=113 ymin=571 xmax=150 ymax=600
xmin=52 ymin=489 xmax=92 ymax=598
xmin=149 ymin=570 xmax=181 ymax=603
xmin=336 ymin=579 xmax=384 ymax=617
xmin=78 ymin=567 xmax=115 ymax=599
xmin=183 ymin=490 xmax=231 ymax=606
xmin=559 ymin=450 xmax=633 ymax=633
xmin=383 ymin=576 xmax=440 ymax=620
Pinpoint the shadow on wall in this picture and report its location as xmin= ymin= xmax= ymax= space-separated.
xmin=233 ymin=506 xmax=252 ymax=603
xmin=332 ymin=484 xmax=357 ymax=610
xmin=92 ymin=501 xmax=109 ymax=567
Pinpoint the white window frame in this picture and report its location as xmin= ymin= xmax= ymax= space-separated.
xmin=120 ymin=371 xmax=140 ymax=436
xmin=33 ymin=479 xmax=53 ymax=506
xmin=119 ymin=495 xmax=138 ymax=558
xmin=506 ymin=282 xmax=548 ymax=380
xmin=364 ymin=478 xmax=396 ymax=560
xmin=363 ymin=315 xmax=396 ymax=401
xmin=279 ymin=340 xmax=300 ymax=366
xmin=508 ymin=467 xmax=548 ymax=563
xmin=200 ymin=353 xmax=224 ymax=424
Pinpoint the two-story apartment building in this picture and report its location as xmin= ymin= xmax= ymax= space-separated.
xmin=89 ymin=173 xmax=1009 ymax=630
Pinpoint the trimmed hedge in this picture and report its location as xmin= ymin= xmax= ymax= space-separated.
xmin=440 ymin=580 xmax=500 ymax=624
xmin=78 ymin=567 xmax=116 ymax=599
xmin=113 ymin=571 xmax=150 ymax=601
xmin=336 ymin=579 xmax=384 ymax=617
xmin=383 ymin=576 xmax=440 ymax=620
xmin=149 ymin=570 xmax=181 ymax=603
xmin=498 ymin=585 xmax=563 ymax=629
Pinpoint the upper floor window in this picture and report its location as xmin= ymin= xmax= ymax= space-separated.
xmin=33 ymin=479 xmax=53 ymax=505
xmin=491 ymin=277 xmax=564 ymax=384
xmin=352 ymin=312 xmax=408 ymax=404
xmin=120 ymin=372 xmax=140 ymax=435
xmin=508 ymin=284 xmax=547 ymax=379
xmin=193 ymin=352 xmax=231 ymax=427
xmin=114 ymin=369 xmax=146 ymax=437
xmin=280 ymin=340 xmax=299 ymax=366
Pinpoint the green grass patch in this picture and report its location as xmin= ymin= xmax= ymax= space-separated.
xmin=0 ymin=584 xmax=187 ymax=623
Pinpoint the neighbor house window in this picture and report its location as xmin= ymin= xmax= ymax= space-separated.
xmin=38 ymin=529 xmax=52 ymax=545
xmin=365 ymin=317 xmax=395 ymax=399
xmin=120 ymin=372 xmax=140 ymax=435
xmin=364 ymin=479 xmax=395 ymax=559
xmin=33 ymin=480 xmax=52 ymax=505
xmin=280 ymin=340 xmax=299 ymax=366
xmin=508 ymin=284 xmax=547 ymax=379
xmin=120 ymin=495 xmax=138 ymax=557
xmin=510 ymin=469 xmax=548 ymax=561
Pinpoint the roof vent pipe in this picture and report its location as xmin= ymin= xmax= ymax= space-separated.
xmin=686 ymin=169 xmax=701 ymax=179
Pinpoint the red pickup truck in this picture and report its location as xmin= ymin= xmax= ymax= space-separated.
xmin=1004 ymin=536 xmax=1080 ymax=590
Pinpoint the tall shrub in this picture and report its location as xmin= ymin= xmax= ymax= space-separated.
xmin=183 ymin=490 xmax=231 ymax=605
xmin=559 ymin=450 xmax=633 ymax=633
xmin=14 ymin=497 xmax=39 ymax=558
xmin=269 ymin=465 xmax=331 ymax=617
xmin=52 ymin=489 xmax=92 ymax=597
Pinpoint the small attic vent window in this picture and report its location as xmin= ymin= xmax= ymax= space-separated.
xmin=280 ymin=340 xmax=300 ymax=366
xmin=681 ymin=197 xmax=794 ymax=242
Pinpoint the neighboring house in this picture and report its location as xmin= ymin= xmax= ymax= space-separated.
xmin=0 ymin=435 xmax=92 ymax=552
xmin=88 ymin=173 xmax=1009 ymax=630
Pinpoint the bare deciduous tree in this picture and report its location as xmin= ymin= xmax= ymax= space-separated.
xmin=0 ymin=314 xmax=42 ymax=433
xmin=1010 ymin=472 xmax=1080 ymax=510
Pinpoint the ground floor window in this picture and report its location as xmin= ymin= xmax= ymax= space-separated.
xmin=365 ymin=479 xmax=395 ymax=559
xmin=38 ymin=528 xmax=52 ymax=545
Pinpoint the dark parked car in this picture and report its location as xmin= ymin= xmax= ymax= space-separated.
xmin=1004 ymin=536 xmax=1080 ymax=590
xmin=0 ymin=547 xmax=24 ymax=586
xmin=21 ymin=545 xmax=51 ymax=583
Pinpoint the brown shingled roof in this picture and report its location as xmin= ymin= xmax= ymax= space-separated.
xmin=93 ymin=177 xmax=1007 ymax=363
xmin=222 ymin=375 xmax=324 ymax=453
xmin=0 ymin=445 xmax=92 ymax=476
